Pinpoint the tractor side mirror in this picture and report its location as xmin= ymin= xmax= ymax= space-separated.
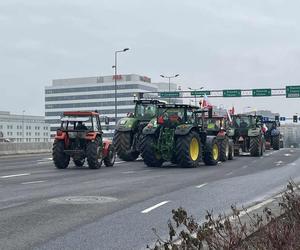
xmin=104 ymin=116 xmax=110 ymax=125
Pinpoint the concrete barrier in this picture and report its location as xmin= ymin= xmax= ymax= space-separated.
xmin=0 ymin=142 xmax=52 ymax=156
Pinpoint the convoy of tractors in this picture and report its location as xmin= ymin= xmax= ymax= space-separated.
xmin=52 ymin=99 xmax=283 ymax=169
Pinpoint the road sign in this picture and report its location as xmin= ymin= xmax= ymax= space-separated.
xmin=223 ymin=89 xmax=241 ymax=97
xmin=160 ymin=92 xmax=180 ymax=98
xmin=190 ymin=91 xmax=211 ymax=96
xmin=286 ymin=85 xmax=300 ymax=98
xmin=252 ymin=88 xmax=271 ymax=97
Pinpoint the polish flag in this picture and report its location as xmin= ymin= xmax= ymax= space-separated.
xmin=201 ymin=94 xmax=212 ymax=108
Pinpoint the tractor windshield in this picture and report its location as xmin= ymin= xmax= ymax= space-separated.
xmin=157 ymin=107 xmax=185 ymax=123
xmin=206 ymin=118 xmax=221 ymax=130
xmin=232 ymin=116 xmax=255 ymax=128
xmin=135 ymin=103 xmax=157 ymax=120
xmin=61 ymin=116 xmax=94 ymax=131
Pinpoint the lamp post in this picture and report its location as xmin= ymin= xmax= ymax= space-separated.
xmin=160 ymin=74 xmax=179 ymax=103
xmin=188 ymin=87 xmax=204 ymax=106
xmin=22 ymin=110 xmax=25 ymax=142
xmin=112 ymin=48 xmax=129 ymax=125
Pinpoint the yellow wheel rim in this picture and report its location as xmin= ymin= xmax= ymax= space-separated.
xmin=212 ymin=143 xmax=219 ymax=161
xmin=189 ymin=138 xmax=200 ymax=161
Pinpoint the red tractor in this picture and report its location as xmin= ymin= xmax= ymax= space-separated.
xmin=52 ymin=111 xmax=115 ymax=169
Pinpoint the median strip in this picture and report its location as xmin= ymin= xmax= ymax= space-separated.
xmin=141 ymin=201 xmax=170 ymax=214
xmin=0 ymin=173 xmax=30 ymax=179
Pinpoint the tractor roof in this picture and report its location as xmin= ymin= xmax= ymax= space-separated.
xmin=134 ymin=99 xmax=166 ymax=105
xmin=157 ymin=103 xmax=199 ymax=109
xmin=63 ymin=111 xmax=99 ymax=117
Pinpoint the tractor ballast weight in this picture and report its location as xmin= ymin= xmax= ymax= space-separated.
xmin=52 ymin=111 xmax=116 ymax=169
xmin=141 ymin=104 xmax=220 ymax=168
xmin=113 ymin=99 xmax=165 ymax=161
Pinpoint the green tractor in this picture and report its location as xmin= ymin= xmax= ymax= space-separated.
xmin=113 ymin=99 xmax=165 ymax=161
xmin=205 ymin=115 xmax=234 ymax=161
xmin=140 ymin=104 xmax=220 ymax=168
xmin=229 ymin=114 xmax=265 ymax=157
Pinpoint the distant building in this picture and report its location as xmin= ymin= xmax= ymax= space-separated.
xmin=45 ymin=74 xmax=158 ymax=138
xmin=0 ymin=111 xmax=50 ymax=143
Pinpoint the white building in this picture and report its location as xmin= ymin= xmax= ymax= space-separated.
xmin=0 ymin=111 xmax=50 ymax=143
xmin=45 ymin=74 xmax=158 ymax=138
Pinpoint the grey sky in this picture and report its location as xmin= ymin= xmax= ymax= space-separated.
xmin=0 ymin=0 xmax=299 ymax=117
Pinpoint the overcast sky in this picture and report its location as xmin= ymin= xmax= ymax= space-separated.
xmin=0 ymin=0 xmax=299 ymax=117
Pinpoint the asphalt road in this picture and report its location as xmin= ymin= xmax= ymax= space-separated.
xmin=0 ymin=148 xmax=299 ymax=250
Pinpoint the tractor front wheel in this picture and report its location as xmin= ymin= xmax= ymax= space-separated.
xmin=52 ymin=140 xmax=70 ymax=169
xmin=113 ymin=131 xmax=139 ymax=161
xmin=140 ymin=135 xmax=163 ymax=167
xmin=176 ymin=131 xmax=201 ymax=168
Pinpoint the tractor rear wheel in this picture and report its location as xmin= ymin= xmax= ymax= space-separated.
xmin=203 ymin=138 xmax=220 ymax=166
xmin=272 ymin=135 xmax=280 ymax=150
xmin=87 ymin=137 xmax=102 ymax=169
xmin=104 ymin=144 xmax=116 ymax=167
xmin=219 ymin=138 xmax=229 ymax=162
xmin=176 ymin=131 xmax=201 ymax=168
xmin=228 ymin=141 xmax=234 ymax=160
xmin=140 ymin=135 xmax=163 ymax=167
xmin=52 ymin=140 xmax=70 ymax=169
xmin=73 ymin=158 xmax=85 ymax=167
xmin=113 ymin=131 xmax=139 ymax=161
xmin=250 ymin=136 xmax=262 ymax=157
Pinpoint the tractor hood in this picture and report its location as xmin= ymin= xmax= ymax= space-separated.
xmin=116 ymin=117 xmax=138 ymax=132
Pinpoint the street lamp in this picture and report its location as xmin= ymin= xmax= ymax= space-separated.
xmin=22 ymin=110 xmax=25 ymax=142
xmin=160 ymin=74 xmax=179 ymax=103
xmin=188 ymin=87 xmax=204 ymax=106
xmin=112 ymin=48 xmax=129 ymax=125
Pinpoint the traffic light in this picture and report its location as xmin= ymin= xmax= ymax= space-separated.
xmin=293 ymin=115 xmax=298 ymax=123
xmin=275 ymin=115 xmax=279 ymax=121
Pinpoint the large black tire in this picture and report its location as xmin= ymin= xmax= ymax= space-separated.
xmin=272 ymin=135 xmax=280 ymax=150
xmin=73 ymin=158 xmax=85 ymax=167
xmin=176 ymin=131 xmax=202 ymax=168
xmin=203 ymin=138 xmax=220 ymax=166
xmin=140 ymin=135 xmax=163 ymax=167
xmin=86 ymin=137 xmax=102 ymax=169
xmin=104 ymin=144 xmax=116 ymax=167
xmin=219 ymin=137 xmax=229 ymax=162
xmin=113 ymin=131 xmax=139 ymax=161
xmin=228 ymin=141 xmax=234 ymax=160
xmin=52 ymin=140 xmax=70 ymax=169
xmin=249 ymin=136 xmax=262 ymax=157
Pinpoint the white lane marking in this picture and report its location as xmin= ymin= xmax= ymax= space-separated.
xmin=242 ymin=165 xmax=248 ymax=169
xmin=225 ymin=171 xmax=233 ymax=176
xmin=196 ymin=183 xmax=207 ymax=189
xmin=0 ymin=173 xmax=30 ymax=179
xmin=141 ymin=201 xmax=170 ymax=214
xmin=121 ymin=171 xmax=136 ymax=174
xmin=260 ymin=156 xmax=264 ymax=159
xmin=37 ymin=161 xmax=52 ymax=165
xmin=115 ymin=161 xmax=125 ymax=164
xmin=265 ymin=153 xmax=270 ymax=156
xmin=275 ymin=161 xmax=283 ymax=166
xmin=21 ymin=180 xmax=46 ymax=185
xmin=284 ymin=153 xmax=291 ymax=157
